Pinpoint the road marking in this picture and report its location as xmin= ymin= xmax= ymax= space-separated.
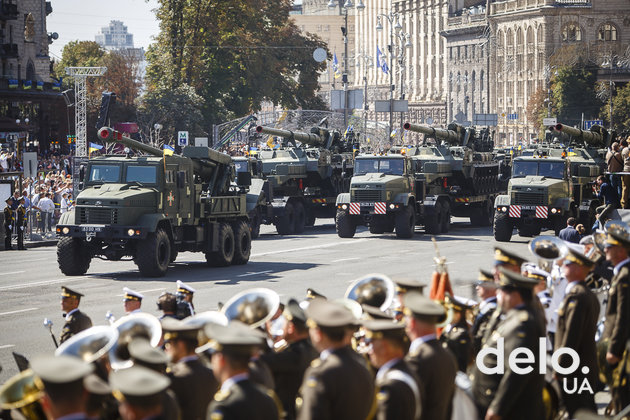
xmin=332 ymin=257 xmax=360 ymax=263
xmin=251 ymin=239 xmax=369 ymax=258
xmin=0 ymin=277 xmax=86 ymax=291
xmin=0 ymin=271 xmax=25 ymax=276
xmin=0 ymin=344 xmax=15 ymax=349
xmin=237 ymin=270 xmax=273 ymax=278
xmin=116 ymin=287 xmax=165 ymax=297
xmin=0 ymin=307 xmax=38 ymax=316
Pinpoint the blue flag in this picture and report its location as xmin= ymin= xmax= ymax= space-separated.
xmin=333 ymin=53 xmax=341 ymax=79
xmin=377 ymin=46 xmax=388 ymax=74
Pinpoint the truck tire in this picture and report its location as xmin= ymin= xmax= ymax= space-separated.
xmin=395 ymin=205 xmax=416 ymax=238
xmin=249 ymin=208 xmax=261 ymax=239
xmin=57 ymin=237 xmax=91 ymax=276
xmin=305 ymin=210 xmax=316 ymax=227
xmin=369 ymin=218 xmax=386 ymax=234
xmin=275 ymin=203 xmax=295 ymax=235
xmin=336 ymin=210 xmax=356 ymax=238
xmin=206 ymin=223 xmax=235 ymax=267
xmin=136 ymin=229 xmax=171 ymax=277
xmin=440 ymin=201 xmax=451 ymax=233
xmin=481 ymin=200 xmax=494 ymax=227
xmin=424 ymin=202 xmax=442 ymax=234
xmin=294 ymin=201 xmax=306 ymax=234
xmin=232 ymin=220 xmax=251 ymax=265
xmin=493 ymin=212 xmax=513 ymax=242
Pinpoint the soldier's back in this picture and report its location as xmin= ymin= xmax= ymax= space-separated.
xmin=207 ymin=379 xmax=278 ymax=420
xmin=169 ymin=358 xmax=218 ymax=420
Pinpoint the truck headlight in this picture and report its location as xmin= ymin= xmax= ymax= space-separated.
xmin=389 ymin=203 xmax=396 ymax=210
xmin=551 ymin=208 xmax=559 ymax=214
xmin=62 ymin=227 xmax=70 ymax=235
xmin=127 ymin=229 xmax=135 ymax=236
xmin=341 ymin=204 xmax=348 ymax=210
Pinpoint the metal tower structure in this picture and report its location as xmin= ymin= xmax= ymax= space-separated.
xmin=65 ymin=67 xmax=107 ymax=157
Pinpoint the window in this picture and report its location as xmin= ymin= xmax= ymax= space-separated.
xmin=562 ymin=23 xmax=582 ymax=42
xmin=89 ymin=165 xmax=121 ymax=183
xmin=126 ymin=166 xmax=157 ymax=184
xmin=354 ymin=158 xmax=404 ymax=176
xmin=598 ymin=23 xmax=617 ymax=41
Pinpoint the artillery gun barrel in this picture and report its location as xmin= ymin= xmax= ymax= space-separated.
xmin=553 ymin=123 xmax=605 ymax=147
xmin=98 ymin=127 xmax=164 ymax=156
xmin=256 ymin=125 xmax=325 ymax=148
xmin=403 ymin=122 xmax=461 ymax=145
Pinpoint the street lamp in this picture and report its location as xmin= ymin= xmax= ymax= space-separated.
xmin=355 ymin=52 xmax=374 ymax=142
xmin=154 ymin=123 xmax=163 ymax=147
xmin=328 ymin=0 xmax=364 ymax=128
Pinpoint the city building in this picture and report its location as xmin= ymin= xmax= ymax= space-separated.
xmin=95 ymin=20 xmax=133 ymax=51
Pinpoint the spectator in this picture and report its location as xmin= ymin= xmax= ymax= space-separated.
xmin=621 ymin=139 xmax=630 ymax=208
xmin=607 ymin=141 xmax=624 ymax=199
xmin=558 ymin=217 xmax=581 ymax=243
xmin=595 ymin=174 xmax=619 ymax=208
xmin=34 ymin=193 xmax=55 ymax=232
xmin=60 ymin=192 xmax=70 ymax=214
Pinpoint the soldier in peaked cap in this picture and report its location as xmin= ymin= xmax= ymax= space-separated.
xmin=555 ymin=248 xmax=599 ymax=417
xmin=471 ymin=269 xmax=498 ymax=356
xmin=297 ymin=299 xmax=375 ymax=420
xmin=305 ymin=288 xmax=326 ymax=300
xmin=60 ymin=286 xmax=92 ymax=344
xmin=123 ymin=287 xmax=143 ymax=314
xmin=403 ymin=292 xmax=456 ymax=420
xmin=175 ymin=280 xmax=195 ymax=319
xmin=110 ymin=365 xmax=171 ymax=420
xmin=161 ymin=318 xmax=218 ymax=420
xmin=493 ymin=247 xmax=528 ymax=274
xmin=361 ymin=304 xmax=395 ymax=321
xmin=471 ymin=268 xmax=545 ymax=420
xmin=363 ymin=319 xmax=421 ymax=420
xmin=260 ymin=299 xmax=318 ymax=420
xmin=440 ymin=294 xmax=473 ymax=372
xmin=31 ymin=354 xmax=94 ymax=420
xmin=392 ymin=277 xmax=427 ymax=321
xmin=600 ymin=227 xmax=630 ymax=412
xmin=201 ymin=321 xmax=280 ymax=420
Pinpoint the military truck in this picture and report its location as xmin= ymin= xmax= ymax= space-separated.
xmin=493 ymin=123 xmax=609 ymax=241
xmin=246 ymin=124 xmax=354 ymax=235
xmin=56 ymin=128 xmax=252 ymax=277
xmin=335 ymin=122 xmax=502 ymax=238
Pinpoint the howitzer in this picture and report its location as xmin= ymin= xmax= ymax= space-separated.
xmin=256 ymin=125 xmax=331 ymax=149
xmin=403 ymin=122 xmax=465 ymax=146
xmin=551 ymin=123 xmax=610 ymax=148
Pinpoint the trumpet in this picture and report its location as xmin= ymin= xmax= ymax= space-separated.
xmin=528 ymin=236 xmax=568 ymax=273
xmin=0 ymin=369 xmax=46 ymax=420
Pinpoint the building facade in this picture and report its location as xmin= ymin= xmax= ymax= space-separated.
xmin=95 ymin=20 xmax=134 ymax=51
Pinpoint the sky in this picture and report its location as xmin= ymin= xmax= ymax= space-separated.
xmin=46 ymin=0 xmax=160 ymax=60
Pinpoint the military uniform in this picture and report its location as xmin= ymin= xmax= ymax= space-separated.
xmin=208 ymin=377 xmax=279 ymax=420
xmin=59 ymin=286 xmax=92 ymax=344
xmin=169 ymin=357 xmax=218 ymax=420
xmin=471 ymin=269 xmax=498 ymax=356
xmin=440 ymin=319 xmax=472 ymax=373
xmin=16 ymin=199 xmax=26 ymax=250
xmin=110 ymin=365 xmax=172 ymax=420
xmin=4 ymin=197 xmax=13 ymax=250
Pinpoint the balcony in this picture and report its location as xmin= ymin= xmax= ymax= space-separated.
xmin=0 ymin=43 xmax=17 ymax=58
xmin=0 ymin=1 xmax=18 ymax=20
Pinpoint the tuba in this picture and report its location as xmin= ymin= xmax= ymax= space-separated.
xmin=183 ymin=311 xmax=229 ymax=345
xmin=0 ymin=369 xmax=46 ymax=420
xmin=528 ymin=235 xmax=569 ymax=272
xmin=344 ymin=273 xmax=395 ymax=312
xmin=220 ymin=288 xmax=280 ymax=329
xmin=109 ymin=313 xmax=162 ymax=370
xmin=55 ymin=326 xmax=119 ymax=363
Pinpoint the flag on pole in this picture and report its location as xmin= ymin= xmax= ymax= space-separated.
xmin=89 ymin=142 xmax=103 ymax=156
xmin=376 ymin=46 xmax=382 ymax=71
xmin=377 ymin=46 xmax=388 ymax=74
xmin=163 ymin=144 xmax=175 ymax=156
xmin=333 ymin=53 xmax=341 ymax=79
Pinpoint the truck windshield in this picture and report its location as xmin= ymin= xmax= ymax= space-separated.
xmin=126 ymin=166 xmax=157 ymax=184
xmin=354 ymin=158 xmax=404 ymax=175
xmin=234 ymin=161 xmax=248 ymax=173
xmin=512 ymin=161 xmax=564 ymax=179
xmin=89 ymin=165 xmax=121 ymax=183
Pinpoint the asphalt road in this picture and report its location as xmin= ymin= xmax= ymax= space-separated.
xmin=0 ymin=217 xmax=533 ymax=382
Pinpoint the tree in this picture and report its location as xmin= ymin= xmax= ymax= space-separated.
xmin=550 ymin=66 xmax=602 ymax=127
xmin=525 ymin=87 xmax=550 ymax=140
xmin=605 ymin=82 xmax=630 ymax=134
xmin=53 ymin=41 xmax=105 ymax=89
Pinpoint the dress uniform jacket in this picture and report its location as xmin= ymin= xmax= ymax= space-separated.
xmin=260 ymin=338 xmax=318 ymax=420
xmin=471 ymin=305 xmax=545 ymax=420
xmin=168 ymin=357 xmax=218 ymax=420
xmin=60 ymin=309 xmax=92 ymax=344
xmin=207 ymin=378 xmax=279 ymax=420
xmin=405 ymin=338 xmax=457 ymax=420
xmin=249 ymin=357 xmax=275 ymax=390
xmin=375 ymin=358 xmax=421 ymax=420
xmin=440 ymin=320 xmax=473 ymax=372
xmin=297 ymin=345 xmax=375 ymax=420
xmin=554 ymin=281 xmax=599 ymax=415
xmin=472 ymin=297 xmax=497 ymax=356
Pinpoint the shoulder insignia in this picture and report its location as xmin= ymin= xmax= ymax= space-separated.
xmin=568 ymin=300 xmax=577 ymax=308
xmin=517 ymin=332 xmax=526 ymax=338
xmin=519 ymin=312 xmax=528 ymax=322
xmin=306 ymin=377 xmax=317 ymax=388
xmin=376 ymin=390 xmax=388 ymax=401
xmin=485 ymin=388 xmax=492 ymax=396
xmin=210 ymin=411 xmax=224 ymax=420
xmin=214 ymin=390 xmax=230 ymax=402
xmin=310 ymin=359 xmax=322 ymax=368
xmin=460 ymin=339 xmax=468 ymax=344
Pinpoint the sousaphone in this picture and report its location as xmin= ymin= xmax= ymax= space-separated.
xmin=55 ymin=326 xmax=119 ymax=363
xmin=220 ymin=288 xmax=280 ymax=329
xmin=0 ymin=369 xmax=46 ymax=420
xmin=109 ymin=313 xmax=162 ymax=370
xmin=528 ymin=235 xmax=568 ymax=272
xmin=344 ymin=273 xmax=395 ymax=312
xmin=183 ymin=311 xmax=229 ymax=345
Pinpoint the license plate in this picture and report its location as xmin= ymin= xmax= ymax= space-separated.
xmin=360 ymin=202 xmax=374 ymax=207
xmin=80 ymin=226 xmax=103 ymax=232
xmin=520 ymin=205 xmax=536 ymax=210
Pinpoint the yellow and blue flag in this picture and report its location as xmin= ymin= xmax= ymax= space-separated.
xmin=89 ymin=142 xmax=103 ymax=155
xmin=163 ymin=144 xmax=175 ymax=156
xmin=333 ymin=53 xmax=341 ymax=79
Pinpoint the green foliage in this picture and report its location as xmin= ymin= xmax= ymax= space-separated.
xmin=607 ymin=82 xmax=630 ymax=134
xmin=53 ymin=41 xmax=106 ymax=88
xmin=550 ymin=67 xmax=602 ymax=127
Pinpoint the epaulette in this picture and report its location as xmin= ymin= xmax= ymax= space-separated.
xmin=214 ymin=389 xmax=230 ymax=402
xmin=310 ymin=358 xmax=322 ymax=368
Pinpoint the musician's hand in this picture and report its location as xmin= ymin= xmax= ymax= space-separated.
xmin=485 ymin=409 xmax=502 ymax=420
xmin=606 ymin=352 xmax=621 ymax=365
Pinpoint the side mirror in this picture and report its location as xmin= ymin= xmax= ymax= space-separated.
xmin=237 ymin=171 xmax=252 ymax=187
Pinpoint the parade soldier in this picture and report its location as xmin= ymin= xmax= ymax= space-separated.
xmin=202 ymin=321 xmax=280 ymax=420
xmin=110 ymin=365 xmax=172 ymax=420
xmin=123 ymin=287 xmax=144 ymax=314
xmin=176 ymin=280 xmax=196 ymax=318
xmin=601 ymin=228 xmax=630 ymax=413
xmin=403 ymin=291 xmax=457 ymax=420
xmin=554 ymin=248 xmax=600 ymax=417
xmin=31 ymin=354 xmax=95 ymax=420
xmin=60 ymin=286 xmax=92 ymax=344
xmin=4 ymin=197 xmax=13 ymax=250
xmin=471 ymin=268 xmax=545 ymax=420
xmin=16 ymin=196 xmax=27 ymax=250
xmin=440 ymin=294 xmax=473 ymax=373
xmin=363 ymin=319 xmax=422 ymax=420
xmin=471 ymin=269 xmax=498 ymax=356
xmin=297 ymin=298 xmax=375 ymax=420
xmin=161 ymin=318 xmax=218 ymax=420
xmin=260 ymin=299 xmax=318 ymax=420
xmin=392 ymin=277 xmax=427 ymax=321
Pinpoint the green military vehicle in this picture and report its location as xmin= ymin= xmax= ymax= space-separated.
xmin=56 ymin=127 xmax=252 ymax=277
xmin=493 ymin=123 xmax=609 ymax=241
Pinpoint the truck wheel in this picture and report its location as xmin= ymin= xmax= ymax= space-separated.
xmin=305 ymin=210 xmax=316 ymax=227
xmin=294 ymin=202 xmax=306 ymax=234
xmin=336 ymin=210 xmax=356 ymax=238
xmin=232 ymin=220 xmax=251 ymax=265
xmin=206 ymin=223 xmax=235 ymax=267
xmin=57 ymin=237 xmax=91 ymax=276
xmin=170 ymin=249 xmax=178 ymax=263
xmin=369 ymin=218 xmax=385 ymax=234
xmin=136 ymin=229 xmax=171 ymax=277
xmin=493 ymin=212 xmax=513 ymax=242
xmin=275 ymin=203 xmax=295 ymax=235
xmin=249 ymin=208 xmax=261 ymax=240
xmin=440 ymin=201 xmax=451 ymax=233
xmin=395 ymin=205 xmax=416 ymax=238
xmin=481 ymin=200 xmax=494 ymax=227
xmin=424 ymin=202 xmax=442 ymax=234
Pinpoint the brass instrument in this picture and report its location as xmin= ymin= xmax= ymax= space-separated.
xmin=0 ymin=369 xmax=46 ymax=419
xmin=55 ymin=325 xmax=119 ymax=363
xmin=528 ymin=235 xmax=569 ymax=272
xmin=183 ymin=311 xmax=228 ymax=345
xmin=332 ymin=298 xmax=363 ymax=320
xmin=109 ymin=313 xmax=162 ymax=370
xmin=344 ymin=273 xmax=395 ymax=312
xmin=220 ymin=288 xmax=280 ymax=329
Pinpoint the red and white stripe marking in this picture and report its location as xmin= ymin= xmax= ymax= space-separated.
xmin=508 ymin=205 xmax=521 ymax=218
xmin=535 ymin=206 xmax=548 ymax=219
xmin=374 ymin=202 xmax=387 ymax=214
xmin=349 ymin=203 xmax=360 ymax=215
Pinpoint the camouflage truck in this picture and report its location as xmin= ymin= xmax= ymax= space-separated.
xmin=56 ymin=128 xmax=252 ymax=277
